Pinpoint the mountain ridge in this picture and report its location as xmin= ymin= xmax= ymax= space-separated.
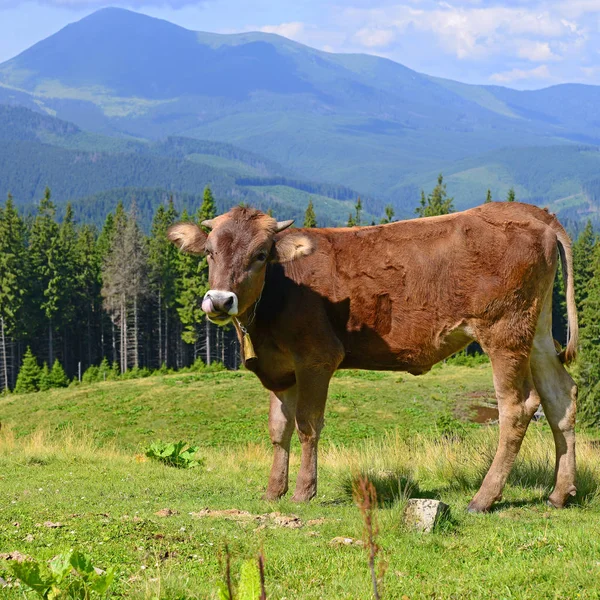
xmin=2 ymin=7 xmax=600 ymax=224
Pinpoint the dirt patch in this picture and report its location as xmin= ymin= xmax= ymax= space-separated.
xmin=189 ymin=509 xmax=309 ymax=529
xmin=155 ymin=508 xmax=179 ymax=517
xmin=470 ymin=404 xmax=499 ymax=424
xmin=329 ymin=537 xmax=364 ymax=547
xmin=0 ymin=551 xmax=29 ymax=563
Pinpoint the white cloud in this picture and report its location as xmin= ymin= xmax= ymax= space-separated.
xmin=517 ymin=40 xmax=559 ymax=62
xmin=354 ymin=26 xmax=396 ymax=47
xmin=259 ymin=21 xmax=305 ymax=40
xmin=490 ymin=64 xmax=551 ymax=83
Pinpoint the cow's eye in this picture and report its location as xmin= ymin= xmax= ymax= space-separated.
xmin=255 ymin=251 xmax=268 ymax=262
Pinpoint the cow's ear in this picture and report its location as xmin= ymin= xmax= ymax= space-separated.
xmin=272 ymin=233 xmax=314 ymax=263
xmin=167 ymin=222 xmax=207 ymax=254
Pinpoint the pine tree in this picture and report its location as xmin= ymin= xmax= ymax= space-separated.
xmin=577 ymin=240 xmax=600 ymax=425
xmin=50 ymin=359 xmax=69 ymax=388
xmin=415 ymin=174 xmax=454 ymax=217
xmin=485 ymin=189 xmax=492 ymax=203
xmin=102 ymin=202 xmax=148 ymax=371
xmin=380 ymin=205 xmax=395 ymax=224
xmin=199 ymin=186 xmax=217 ymax=223
xmin=175 ymin=209 xmax=206 ymax=350
xmin=14 ymin=347 xmax=41 ymax=394
xmin=507 ymin=188 xmax=516 ymax=202
xmin=572 ymin=220 xmax=596 ymax=314
xmin=304 ymin=199 xmax=317 ymax=228
xmin=0 ymin=193 xmax=27 ymax=391
xmin=56 ymin=203 xmax=80 ymax=371
xmin=75 ymin=224 xmax=102 ymax=368
xmin=29 ymin=187 xmax=62 ymax=365
xmin=39 ymin=363 xmax=52 ymax=391
xmin=355 ymin=197 xmax=362 ymax=226
xmin=149 ymin=198 xmax=179 ymax=367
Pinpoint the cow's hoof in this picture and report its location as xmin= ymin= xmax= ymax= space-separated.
xmin=291 ymin=492 xmax=315 ymax=503
xmin=548 ymin=486 xmax=576 ymax=509
xmin=262 ymin=490 xmax=287 ymax=501
xmin=466 ymin=501 xmax=490 ymax=514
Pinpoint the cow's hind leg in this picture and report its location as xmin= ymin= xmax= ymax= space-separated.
xmin=468 ymin=351 xmax=541 ymax=513
xmin=264 ymin=386 xmax=297 ymax=500
xmin=531 ymin=322 xmax=577 ymax=508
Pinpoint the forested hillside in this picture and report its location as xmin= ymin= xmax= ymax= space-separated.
xmin=3 ymin=7 xmax=600 ymax=208
xmin=0 ymin=105 xmax=381 ymax=227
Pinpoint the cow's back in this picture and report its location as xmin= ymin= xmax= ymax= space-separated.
xmin=274 ymin=202 xmax=560 ymax=373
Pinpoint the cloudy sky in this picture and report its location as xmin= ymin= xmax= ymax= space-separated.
xmin=1 ymin=0 xmax=599 ymax=89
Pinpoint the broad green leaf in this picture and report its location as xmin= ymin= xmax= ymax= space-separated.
xmin=217 ymin=581 xmax=232 ymax=600
xmin=70 ymin=550 xmax=94 ymax=577
xmin=90 ymin=567 xmax=115 ymax=594
xmin=49 ymin=552 xmax=72 ymax=583
xmin=238 ymin=559 xmax=261 ymax=600
xmin=10 ymin=560 xmax=53 ymax=597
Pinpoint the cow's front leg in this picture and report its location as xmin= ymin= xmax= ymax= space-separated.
xmin=291 ymin=370 xmax=331 ymax=502
xmin=264 ymin=386 xmax=297 ymax=500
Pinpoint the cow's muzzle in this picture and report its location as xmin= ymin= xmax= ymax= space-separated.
xmin=202 ymin=290 xmax=238 ymax=324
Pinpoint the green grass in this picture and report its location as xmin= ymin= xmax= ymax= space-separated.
xmin=0 ymin=364 xmax=491 ymax=449
xmin=1 ymin=364 xmax=600 ymax=599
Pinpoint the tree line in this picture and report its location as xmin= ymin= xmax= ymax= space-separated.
xmin=0 ymin=185 xmax=241 ymax=393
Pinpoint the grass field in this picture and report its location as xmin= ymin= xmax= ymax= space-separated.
xmin=1 ymin=364 xmax=600 ymax=599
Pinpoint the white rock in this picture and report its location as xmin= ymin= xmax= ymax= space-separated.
xmin=403 ymin=499 xmax=449 ymax=533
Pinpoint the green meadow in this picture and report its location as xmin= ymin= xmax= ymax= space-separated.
xmin=1 ymin=363 xmax=600 ymax=599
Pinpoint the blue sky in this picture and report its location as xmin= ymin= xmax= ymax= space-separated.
xmin=1 ymin=0 xmax=599 ymax=89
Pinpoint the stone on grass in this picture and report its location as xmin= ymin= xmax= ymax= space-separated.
xmin=403 ymin=499 xmax=449 ymax=533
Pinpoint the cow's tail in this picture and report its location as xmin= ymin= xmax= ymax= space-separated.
xmin=553 ymin=221 xmax=578 ymax=365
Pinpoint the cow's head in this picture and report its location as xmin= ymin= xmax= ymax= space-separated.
xmin=168 ymin=207 xmax=314 ymax=325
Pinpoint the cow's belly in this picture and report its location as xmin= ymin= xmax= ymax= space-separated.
xmin=337 ymin=320 xmax=473 ymax=375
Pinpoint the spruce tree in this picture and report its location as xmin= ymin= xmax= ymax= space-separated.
xmin=14 ymin=347 xmax=41 ymax=394
xmin=416 ymin=174 xmax=454 ymax=217
xmin=507 ymin=188 xmax=516 ymax=202
xmin=304 ymin=199 xmax=317 ymax=228
xmin=577 ymin=239 xmax=600 ymax=425
xmin=199 ymin=186 xmax=217 ymax=223
xmin=149 ymin=199 xmax=179 ymax=367
xmin=0 ymin=193 xmax=27 ymax=391
xmin=572 ymin=220 xmax=596 ymax=314
xmin=29 ymin=187 xmax=62 ymax=365
xmin=175 ymin=209 xmax=206 ymax=348
xmin=50 ymin=359 xmax=69 ymax=388
xmin=39 ymin=363 xmax=52 ymax=391
xmin=380 ymin=205 xmax=395 ymax=224
xmin=355 ymin=197 xmax=362 ymax=226
xmin=75 ymin=224 xmax=102 ymax=368
xmin=485 ymin=189 xmax=492 ymax=203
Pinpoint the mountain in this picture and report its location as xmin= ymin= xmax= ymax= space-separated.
xmin=0 ymin=104 xmax=379 ymax=227
xmin=2 ymin=8 xmax=600 ymax=222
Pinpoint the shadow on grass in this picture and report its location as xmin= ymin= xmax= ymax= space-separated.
xmin=338 ymin=469 xmax=442 ymax=506
xmin=508 ymin=456 xmax=600 ymax=507
xmin=454 ymin=452 xmax=600 ymax=510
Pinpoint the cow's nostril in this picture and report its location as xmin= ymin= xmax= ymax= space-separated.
xmin=223 ymin=296 xmax=234 ymax=310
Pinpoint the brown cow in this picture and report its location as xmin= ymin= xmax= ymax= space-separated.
xmin=168 ymin=202 xmax=578 ymax=513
